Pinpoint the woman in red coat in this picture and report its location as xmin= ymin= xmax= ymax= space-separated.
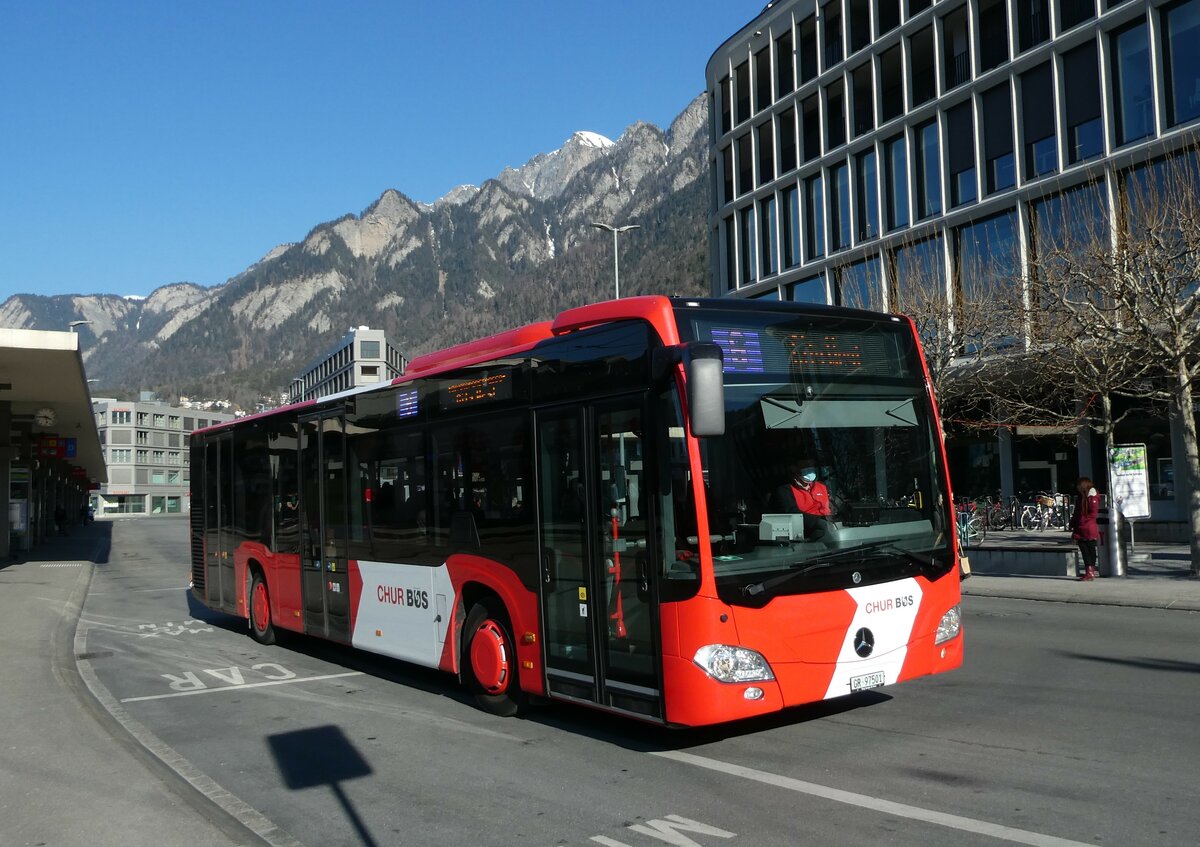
xmin=1069 ymin=477 xmax=1101 ymax=580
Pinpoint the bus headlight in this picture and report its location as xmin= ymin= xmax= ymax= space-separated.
xmin=693 ymin=645 xmax=775 ymax=683
xmin=935 ymin=605 xmax=961 ymax=644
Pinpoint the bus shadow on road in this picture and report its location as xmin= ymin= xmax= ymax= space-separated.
xmin=526 ymin=690 xmax=894 ymax=751
xmin=1053 ymin=650 xmax=1200 ymax=675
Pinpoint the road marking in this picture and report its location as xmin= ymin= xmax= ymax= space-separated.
xmin=120 ymin=671 xmax=363 ymax=703
xmin=652 ymin=751 xmax=1096 ymax=847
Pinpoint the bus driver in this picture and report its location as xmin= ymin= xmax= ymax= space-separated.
xmin=775 ymin=460 xmax=835 ymax=540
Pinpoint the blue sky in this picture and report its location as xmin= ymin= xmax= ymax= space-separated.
xmin=0 ymin=1 xmax=754 ymax=301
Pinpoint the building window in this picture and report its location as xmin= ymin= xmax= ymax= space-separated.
xmin=720 ymin=76 xmax=732 ymax=135
xmin=360 ymin=340 xmax=381 ymax=359
xmin=790 ymin=276 xmax=827 ymax=304
xmin=136 ymin=412 xmax=148 ymax=425
xmin=799 ymin=17 xmax=819 ymax=84
xmin=823 ymin=2 xmax=843 ymax=69
xmin=737 ymin=133 xmax=753 ymax=195
xmin=880 ymin=46 xmax=904 ymax=124
xmin=1063 ymin=42 xmax=1103 ymax=165
xmin=914 ymin=119 xmax=942 ymax=219
xmin=754 ymin=47 xmax=772 ymax=113
xmin=153 ymin=414 xmax=165 ymax=427
xmin=910 ymin=0 xmax=932 ymax=14
xmin=892 ymin=236 xmax=945 ymax=309
xmin=852 ymin=64 xmax=874 ymax=137
xmin=805 ymin=174 xmax=826 ymax=259
xmin=1022 ymin=63 xmax=1057 ymax=178
xmin=112 ymin=410 xmax=131 ymax=424
xmin=168 ymin=415 xmax=180 ymax=429
xmin=911 ymin=27 xmax=936 ymax=107
xmin=856 ymin=148 xmax=879 ymax=241
xmin=1112 ymin=22 xmax=1154 ymax=146
xmin=776 ymin=29 xmax=795 ymax=97
xmin=830 ymin=161 xmax=851 ymax=251
xmin=734 ymin=61 xmax=750 ymax=125
xmin=942 ymin=7 xmax=971 ymax=91
xmin=759 ymin=196 xmax=777 ymax=277
xmin=111 ymin=449 xmax=131 ymax=463
xmin=982 ymin=83 xmax=1015 ymax=193
xmin=1017 ymin=0 xmax=1050 ymax=53
xmin=978 ymin=0 xmax=1009 ymax=73
xmin=782 ymin=184 xmax=802 ymax=268
xmin=947 ymin=102 xmax=977 ymax=207
xmin=152 ymin=471 xmax=166 ymax=485
xmin=757 ymin=122 xmax=775 ymax=184
xmin=802 ymin=95 xmax=822 ymax=161
xmin=850 ymin=0 xmax=872 ymax=54
xmin=879 ymin=0 xmax=901 ymax=34
xmin=778 ymin=108 xmax=798 ymax=173
xmin=740 ymin=205 xmax=758 ymax=284
xmin=722 ymin=146 xmax=734 ymax=204
xmin=1032 ymin=183 xmax=1109 ymax=268
xmin=826 ymin=80 xmax=846 ymax=150
xmin=152 ymin=450 xmax=164 ymax=464
xmin=724 ymin=216 xmax=736 ymax=290
xmin=835 ymin=256 xmax=884 ymax=309
xmin=885 ymin=134 xmax=910 ymax=230
xmin=1059 ymin=0 xmax=1094 ymax=32
xmin=955 ymin=209 xmax=1020 ymax=301
xmin=136 ymin=430 xmax=148 ymax=444
xmin=1162 ymin=0 xmax=1200 ymax=128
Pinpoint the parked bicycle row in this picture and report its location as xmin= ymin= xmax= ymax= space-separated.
xmin=954 ymin=492 xmax=1081 ymax=546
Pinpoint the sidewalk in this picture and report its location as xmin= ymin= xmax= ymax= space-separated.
xmin=962 ymin=527 xmax=1200 ymax=612
xmin=0 ymin=523 xmax=255 ymax=847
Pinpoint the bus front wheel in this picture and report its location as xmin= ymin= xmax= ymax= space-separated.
xmin=249 ymin=571 xmax=276 ymax=645
xmin=462 ymin=597 xmax=525 ymax=717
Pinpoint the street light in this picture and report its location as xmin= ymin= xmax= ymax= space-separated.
xmin=68 ymin=320 xmax=92 ymax=331
xmin=590 ymin=222 xmax=640 ymax=299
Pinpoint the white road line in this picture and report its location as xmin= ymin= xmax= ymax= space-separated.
xmin=120 ymin=671 xmax=364 ymax=703
xmin=652 ymin=750 xmax=1096 ymax=847
xmin=89 ymin=585 xmax=191 ymax=594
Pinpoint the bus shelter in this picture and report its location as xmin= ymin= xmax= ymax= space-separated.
xmin=0 ymin=328 xmax=106 ymax=558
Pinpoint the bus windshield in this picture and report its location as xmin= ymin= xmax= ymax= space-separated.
xmin=675 ymin=306 xmax=954 ymax=603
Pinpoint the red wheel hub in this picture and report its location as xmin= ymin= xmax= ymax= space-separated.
xmin=470 ymin=620 xmax=510 ymax=694
xmin=252 ymin=581 xmax=270 ymax=632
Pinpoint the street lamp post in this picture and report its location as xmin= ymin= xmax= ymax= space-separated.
xmin=68 ymin=320 xmax=92 ymax=331
xmin=590 ymin=222 xmax=640 ymax=299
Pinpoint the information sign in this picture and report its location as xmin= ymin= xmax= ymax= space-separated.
xmin=1109 ymin=443 xmax=1151 ymax=519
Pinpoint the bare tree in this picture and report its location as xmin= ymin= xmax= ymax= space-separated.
xmin=979 ymin=148 xmax=1200 ymax=575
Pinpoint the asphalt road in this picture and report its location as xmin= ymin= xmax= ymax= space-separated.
xmin=76 ymin=517 xmax=1200 ymax=847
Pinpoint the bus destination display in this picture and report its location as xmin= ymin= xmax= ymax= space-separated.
xmin=441 ymin=370 xmax=513 ymax=410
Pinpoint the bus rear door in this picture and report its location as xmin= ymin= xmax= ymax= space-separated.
xmin=536 ymin=396 xmax=663 ymax=720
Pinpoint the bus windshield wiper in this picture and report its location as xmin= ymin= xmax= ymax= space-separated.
xmin=742 ymin=541 xmax=938 ymax=597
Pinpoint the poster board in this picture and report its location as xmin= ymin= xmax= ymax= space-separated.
xmin=1109 ymin=443 xmax=1151 ymax=520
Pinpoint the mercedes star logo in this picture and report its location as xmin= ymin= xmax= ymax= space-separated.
xmin=854 ymin=627 xmax=875 ymax=658
xmin=851 ymin=571 xmax=862 ymax=584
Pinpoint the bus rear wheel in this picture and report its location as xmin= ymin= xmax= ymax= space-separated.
xmin=462 ymin=597 xmax=525 ymax=717
xmin=249 ymin=571 xmax=276 ymax=645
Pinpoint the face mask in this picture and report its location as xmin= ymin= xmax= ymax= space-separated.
xmin=800 ymin=470 xmax=817 ymax=483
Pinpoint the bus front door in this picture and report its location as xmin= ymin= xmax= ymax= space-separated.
xmin=299 ymin=413 xmax=351 ymax=642
xmin=202 ymin=434 xmax=236 ymax=613
xmin=536 ymin=399 xmax=662 ymax=720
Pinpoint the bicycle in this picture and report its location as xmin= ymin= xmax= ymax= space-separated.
xmin=955 ymin=498 xmax=986 ymax=547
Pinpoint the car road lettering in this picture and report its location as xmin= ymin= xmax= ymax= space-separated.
xmin=588 ymin=814 xmax=736 ymax=846
xmin=119 ymin=663 xmax=362 ymax=703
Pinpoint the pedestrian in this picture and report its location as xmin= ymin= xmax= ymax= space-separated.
xmin=1069 ymin=477 xmax=1101 ymax=581
xmin=54 ymin=504 xmax=67 ymax=536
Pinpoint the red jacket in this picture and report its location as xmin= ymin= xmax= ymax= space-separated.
xmin=790 ymin=481 xmax=832 ymax=516
xmin=1070 ymin=491 xmax=1100 ymax=542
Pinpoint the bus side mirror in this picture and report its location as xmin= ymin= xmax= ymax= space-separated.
xmin=684 ymin=343 xmax=725 ymax=437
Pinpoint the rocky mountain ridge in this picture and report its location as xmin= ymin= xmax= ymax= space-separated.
xmin=0 ymin=94 xmax=712 ymax=408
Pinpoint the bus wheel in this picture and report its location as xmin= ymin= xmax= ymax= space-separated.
xmin=463 ymin=598 xmax=525 ymax=717
xmin=249 ymin=571 xmax=276 ymax=646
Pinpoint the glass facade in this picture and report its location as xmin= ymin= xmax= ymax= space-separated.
xmin=708 ymin=0 xmax=1200 ymax=305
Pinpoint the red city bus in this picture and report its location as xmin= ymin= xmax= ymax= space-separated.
xmin=189 ymin=296 xmax=962 ymax=727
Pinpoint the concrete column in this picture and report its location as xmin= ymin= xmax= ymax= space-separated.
xmin=1076 ymin=423 xmax=1094 ymax=481
xmin=998 ymin=427 xmax=1015 ymax=500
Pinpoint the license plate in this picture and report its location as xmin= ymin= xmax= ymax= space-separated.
xmin=850 ymin=670 xmax=886 ymax=692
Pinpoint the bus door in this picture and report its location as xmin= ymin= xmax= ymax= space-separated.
xmin=202 ymin=433 xmax=236 ymax=613
xmin=299 ymin=412 xmax=351 ymax=642
xmin=536 ymin=397 xmax=662 ymax=720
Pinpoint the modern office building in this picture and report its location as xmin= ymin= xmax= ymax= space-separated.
xmin=91 ymin=397 xmax=234 ymax=516
xmin=289 ymin=326 xmax=407 ymax=403
xmin=706 ymin=0 xmax=1200 ymax=524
